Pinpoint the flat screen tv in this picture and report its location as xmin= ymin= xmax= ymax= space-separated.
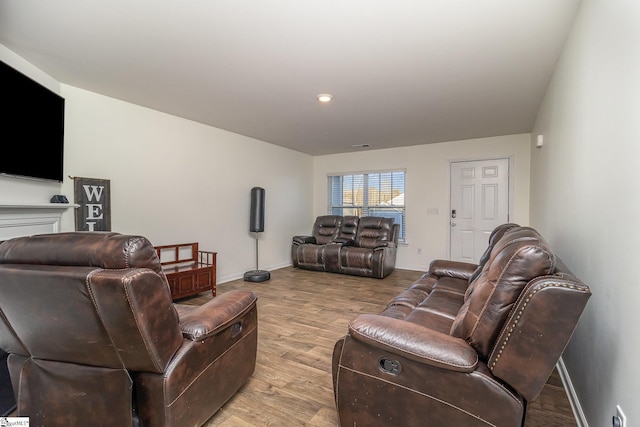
xmin=1 ymin=60 xmax=65 ymax=183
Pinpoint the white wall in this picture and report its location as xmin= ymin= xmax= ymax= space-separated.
xmin=530 ymin=0 xmax=640 ymax=425
xmin=1 ymin=45 xmax=314 ymax=282
xmin=59 ymin=85 xmax=313 ymax=282
xmin=312 ymin=134 xmax=531 ymax=271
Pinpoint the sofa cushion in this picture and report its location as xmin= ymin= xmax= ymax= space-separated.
xmin=466 ymin=223 xmax=520 ymax=288
xmin=296 ymin=244 xmax=326 ymax=268
xmin=354 ymin=217 xmax=394 ymax=249
xmin=340 ymin=247 xmax=373 ymax=270
xmin=312 ymin=215 xmax=343 ymax=245
xmin=450 ymin=227 xmax=556 ymax=359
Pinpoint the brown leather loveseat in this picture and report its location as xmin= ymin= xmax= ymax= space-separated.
xmin=332 ymin=224 xmax=591 ymax=426
xmin=0 ymin=232 xmax=258 ymax=426
xmin=292 ymin=215 xmax=399 ymax=278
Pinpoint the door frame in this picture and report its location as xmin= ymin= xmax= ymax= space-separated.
xmin=446 ymin=156 xmax=514 ymax=260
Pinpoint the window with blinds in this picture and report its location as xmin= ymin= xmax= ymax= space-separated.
xmin=328 ymin=170 xmax=405 ymax=241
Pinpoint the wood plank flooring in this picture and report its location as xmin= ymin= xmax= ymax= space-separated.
xmin=182 ymin=267 xmax=577 ymax=427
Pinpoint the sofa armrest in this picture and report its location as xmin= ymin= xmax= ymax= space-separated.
xmin=428 ymin=259 xmax=478 ymax=280
xmin=292 ymin=235 xmax=316 ymax=245
xmin=177 ymin=290 xmax=258 ymax=341
xmin=488 ymin=276 xmax=591 ymax=401
xmin=348 ymin=314 xmax=478 ymax=372
xmin=372 ymin=241 xmax=396 ymax=249
xmin=331 ymin=238 xmax=354 ymax=246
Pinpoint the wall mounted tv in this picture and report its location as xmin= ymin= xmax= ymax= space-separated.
xmin=1 ymin=60 xmax=65 ymax=182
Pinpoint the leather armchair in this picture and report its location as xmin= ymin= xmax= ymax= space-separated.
xmin=0 ymin=232 xmax=258 ymax=426
xmin=338 ymin=216 xmax=398 ymax=278
xmin=292 ymin=215 xmax=344 ymax=271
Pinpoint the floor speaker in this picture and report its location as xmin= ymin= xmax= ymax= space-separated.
xmin=244 ymin=187 xmax=270 ymax=282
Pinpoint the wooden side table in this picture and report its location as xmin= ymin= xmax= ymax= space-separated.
xmin=154 ymin=243 xmax=216 ymax=300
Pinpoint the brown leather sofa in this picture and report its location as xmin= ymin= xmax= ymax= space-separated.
xmin=332 ymin=224 xmax=591 ymax=426
xmin=0 ymin=232 xmax=258 ymax=426
xmin=292 ymin=215 xmax=399 ymax=278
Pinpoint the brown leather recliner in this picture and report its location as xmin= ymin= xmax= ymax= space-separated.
xmin=291 ymin=215 xmax=346 ymax=271
xmin=0 ymin=232 xmax=258 ymax=426
xmin=292 ymin=215 xmax=399 ymax=278
xmin=338 ymin=216 xmax=399 ymax=278
xmin=332 ymin=225 xmax=591 ymax=426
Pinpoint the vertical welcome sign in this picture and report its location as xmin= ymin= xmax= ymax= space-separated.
xmin=74 ymin=177 xmax=112 ymax=231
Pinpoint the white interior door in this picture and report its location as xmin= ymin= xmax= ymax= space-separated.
xmin=450 ymin=158 xmax=509 ymax=263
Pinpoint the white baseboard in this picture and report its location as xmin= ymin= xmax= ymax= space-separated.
xmin=395 ymin=263 xmax=429 ymax=272
xmin=217 ymin=261 xmax=292 ymax=285
xmin=217 ymin=272 xmax=245 ymax=284
xmin=556 ymin=357 xmax=589 ymax=427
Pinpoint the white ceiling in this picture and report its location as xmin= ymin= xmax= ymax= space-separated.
xmin=0 ymin=1 xmax=581 ymax=156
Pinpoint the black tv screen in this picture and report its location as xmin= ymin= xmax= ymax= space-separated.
xmin=1 ymin=60 xmax=65 ymax=182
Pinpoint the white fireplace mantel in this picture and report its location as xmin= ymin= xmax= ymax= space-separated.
xmin=0 ymin=203 xmax=79 ymax=241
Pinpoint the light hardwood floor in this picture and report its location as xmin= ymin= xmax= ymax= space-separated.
xmin=182 ymin=267 xmax=577 ymax=427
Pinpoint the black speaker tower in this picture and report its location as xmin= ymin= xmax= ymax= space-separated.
xmin=244 ymin=187 xmax=270 ymax=282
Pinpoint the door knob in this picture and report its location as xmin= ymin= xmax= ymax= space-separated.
xmin=451 ymin=221 xmax=457 ymax=227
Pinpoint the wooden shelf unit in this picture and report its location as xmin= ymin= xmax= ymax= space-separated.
xmin=154 ymin=242 xmax=216 ymax=300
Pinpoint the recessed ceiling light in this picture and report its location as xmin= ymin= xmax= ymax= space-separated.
xmin=317 ymin=93 xmax=333 ymax=103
